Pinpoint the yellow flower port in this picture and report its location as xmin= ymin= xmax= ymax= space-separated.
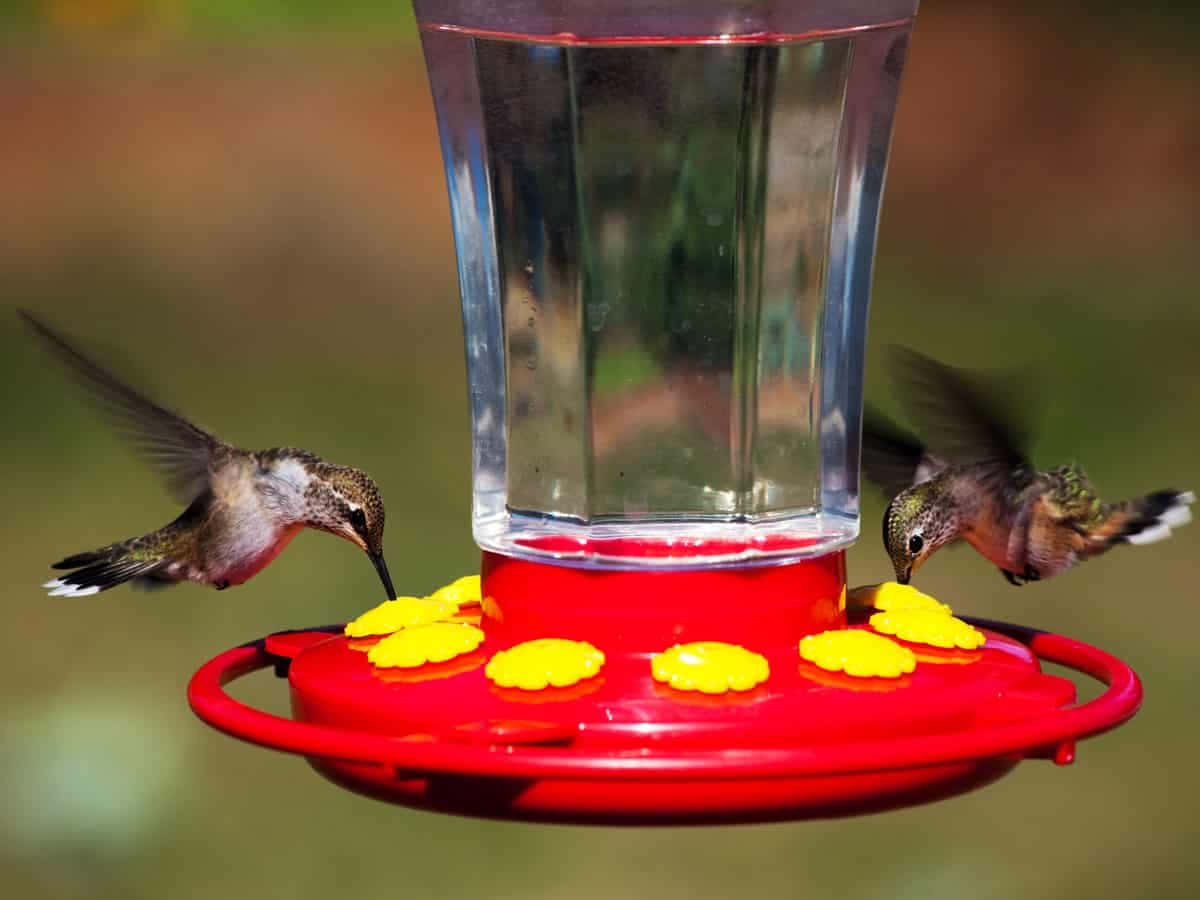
xmin=367 ymin=622 xmax=486 ymax=669
xmin=651 ymin=642 xmax=769 ymax=694
xmin=485 ymin=639 xmax=606 ymax=690
xmin=429 ymin=574 xmax=483 ymax=609
xmin=848 ymin=582 xmax=953 ymax=615
xmin=868 ymin=609 xmax=986 ymax=650
xmin=343 ymin=595 xmax=458 ymax=638
xmin=799 ymin=629 xmax=917 ymax=679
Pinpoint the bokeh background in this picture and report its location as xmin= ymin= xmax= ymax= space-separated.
xmin=2 ymin=2 xmax=1197 ymax=898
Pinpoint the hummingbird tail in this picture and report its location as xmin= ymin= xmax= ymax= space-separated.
xmin=51 ymin=549 xmax=111 ymax=569
xmin=1101 ymin=490 xmax=1195 ymax=547
xmin=43 ymin=546 xmax=169 ymax=597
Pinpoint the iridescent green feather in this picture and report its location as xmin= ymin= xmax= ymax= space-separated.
xmin=1042 ymin=463 xmax=1104 ymax=526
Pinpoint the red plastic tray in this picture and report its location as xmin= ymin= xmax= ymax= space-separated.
xmin=188 ymin=617 xmax=1141 ymax=824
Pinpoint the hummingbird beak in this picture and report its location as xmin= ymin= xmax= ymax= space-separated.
xmin=370 ymin=551 xmax=397 ymax=601
xmin=897 ymin=565 xmax=912 ymax=585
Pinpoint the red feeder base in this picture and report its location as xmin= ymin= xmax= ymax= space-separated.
xmin=188 ymin=551 xmax=1142 ymax=824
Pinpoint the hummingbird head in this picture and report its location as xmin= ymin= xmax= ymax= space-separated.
xmin=881 ymin=481 xmax=955 ymax=584
xmin=307 ymin=465 xmax=396 ymax=600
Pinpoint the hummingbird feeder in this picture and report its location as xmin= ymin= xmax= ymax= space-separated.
xmin=188 ymin=0 xmax=1141 ymax=824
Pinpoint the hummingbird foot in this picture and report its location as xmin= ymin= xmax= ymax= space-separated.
xmin=1000 ymin=569 xmax=1023 ymax=587
xmin=216 ymin=580 xmax=231 ymax=591
xmin=1000 ymin=565 xmax=1042 ymax=587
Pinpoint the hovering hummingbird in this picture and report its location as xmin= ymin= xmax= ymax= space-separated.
xmin=21 ymin=310 xmax=398 ymax=601
xmin=862 ymin=347 xmax=1193 ymax=586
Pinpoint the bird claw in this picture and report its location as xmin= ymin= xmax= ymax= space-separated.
xmin=1000 ymin=565 xmax=1041 ymax=587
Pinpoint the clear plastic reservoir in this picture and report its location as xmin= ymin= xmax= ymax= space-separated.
xmin=414 ymin=1 xmax=918 ymax=568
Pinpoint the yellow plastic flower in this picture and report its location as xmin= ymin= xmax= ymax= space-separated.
xmin=799 ymin=629 xmax=916 ymax=678
xmin=485 ymin=639 xmax=605 ymax=690
xmin=848 ymin=582 xmax=953 ymax=615
xmin=344 ymin=595 xmax=457 ymax=638
xmin=869 ymin=609 xmax=986 ymax=650
xmin=651 ymin=642 xmax=769 ymax=694
xmin=429 ymin=574 xmax=482 ymax=608
xmin=367 ymin=623 xmax=485 ymax=668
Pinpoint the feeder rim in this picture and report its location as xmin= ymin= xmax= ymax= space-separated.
xmin=188 ymin=618 xmax=1141 ymax=781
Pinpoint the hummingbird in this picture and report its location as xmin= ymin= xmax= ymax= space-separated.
xmin=21 ymin=310 xmax=398 ymax=601
xmin=862 ymin=347 xmax=1193 ymax=586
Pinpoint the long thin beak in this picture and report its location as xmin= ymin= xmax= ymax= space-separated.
xmin=897 ymin=565 xmax=912 ymax=585
xmin=370 ymin=551 xmax=397 ymax=600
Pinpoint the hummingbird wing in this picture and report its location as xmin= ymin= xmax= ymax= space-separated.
xmin=20 ymin=310 xmax=227 ymax=502
xmin=887 ymin=346 xmax=1034 ymax=479
xmin=861 ymin=406 xmax=949 ymax=497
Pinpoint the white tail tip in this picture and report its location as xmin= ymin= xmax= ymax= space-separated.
xmin=1127 ymin=523 xmax=1172 ymax=546
xmin=1126 ymin=490 xmax=1195 ymax=545
xmin=42 ymin=578 xmax=101 ymax=598
xmin=1162 ymin=504 xmax=1193 ymax=529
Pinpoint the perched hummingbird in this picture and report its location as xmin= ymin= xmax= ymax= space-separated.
xmin=862 ymin=347 xmax=1193 ymax=586
xmin=21 ymin=310 xmax=398 ymax=601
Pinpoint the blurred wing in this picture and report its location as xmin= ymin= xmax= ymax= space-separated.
xmin=861 ymin=406 xmax=946 ymax=498
xmin=888 ymin=346 xmax=1033 ymax=472
xmin=21 ymin=310 xmax=225 ymax=502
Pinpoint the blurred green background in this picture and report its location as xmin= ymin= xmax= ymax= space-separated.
xmin=2 ymin=2 xmax=1197 ymax=898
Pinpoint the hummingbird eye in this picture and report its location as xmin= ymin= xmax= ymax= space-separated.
xmin=349 ymin=507 xmax=368 ymax=536
xmin=908 ymin=534 xmax=924 ymax=555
